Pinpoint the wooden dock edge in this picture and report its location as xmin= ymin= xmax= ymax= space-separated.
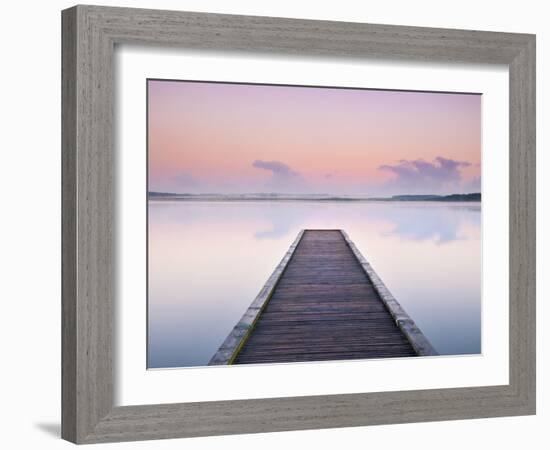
xmin=208 ymin=230 xmax=305 ymax=365
xmin=340 ymin=230 xmax=438 ymax=357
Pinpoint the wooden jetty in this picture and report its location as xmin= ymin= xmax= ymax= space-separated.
xmin=209 ymin=229 xmax=437 ymax=365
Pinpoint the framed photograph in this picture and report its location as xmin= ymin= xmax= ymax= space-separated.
xmin=61 ymin=5 xmax=535 ymax=444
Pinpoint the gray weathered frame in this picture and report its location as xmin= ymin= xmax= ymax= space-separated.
xmin=62 ymin=4 xmax=536 ymax=444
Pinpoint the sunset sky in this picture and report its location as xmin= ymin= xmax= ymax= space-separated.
xmin=148 ymin=80 xmax=481 ymax=196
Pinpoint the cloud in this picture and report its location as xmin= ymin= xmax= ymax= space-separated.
xmin=252 ymin=160 xmax=300 ymax=179
xmin=379 ymin=156 xmax=471 ymax=193
xmin=252 ymin=159 xmax=304 ymax=193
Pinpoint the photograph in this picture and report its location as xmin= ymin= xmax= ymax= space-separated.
xmin=147 ymin=79 xmax=482 ymax=369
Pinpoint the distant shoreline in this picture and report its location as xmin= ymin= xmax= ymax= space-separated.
xmin=148 ymin=192 xmax=481 ymax=202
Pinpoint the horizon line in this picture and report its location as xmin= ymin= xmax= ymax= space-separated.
xmin=147 ymin=191 xmax=481 ymax=198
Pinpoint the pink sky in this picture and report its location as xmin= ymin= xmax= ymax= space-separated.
xmin=148 ymin=80 xmax=481 ymax=196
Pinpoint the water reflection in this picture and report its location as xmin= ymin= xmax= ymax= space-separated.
xmin=253 ymin=201 xmax=480 ymax=244
xmin=379 ymin=204 xmax=480 ymax=244
xmin=148 ymin=201 xmax=481 ymax=368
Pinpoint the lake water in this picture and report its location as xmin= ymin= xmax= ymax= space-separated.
xmin=148 ymin=201 xmax=481 ymax=368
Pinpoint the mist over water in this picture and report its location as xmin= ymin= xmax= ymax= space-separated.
xmin=148 ymin=200 xmax=481 ymax=368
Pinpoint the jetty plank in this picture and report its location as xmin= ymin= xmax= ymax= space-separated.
xmin=210 ymin=229 xmax=436 ymax=365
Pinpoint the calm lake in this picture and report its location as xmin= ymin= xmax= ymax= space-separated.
xmin=148 ymin=200 xmax=481 ymax=368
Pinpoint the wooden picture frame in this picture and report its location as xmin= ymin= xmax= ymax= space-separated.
xmin=62 ymin=4 xmax=536 ymax=444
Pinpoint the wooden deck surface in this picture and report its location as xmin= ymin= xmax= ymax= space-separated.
xmin=233 ymin=230 xmax=416 ymax=364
